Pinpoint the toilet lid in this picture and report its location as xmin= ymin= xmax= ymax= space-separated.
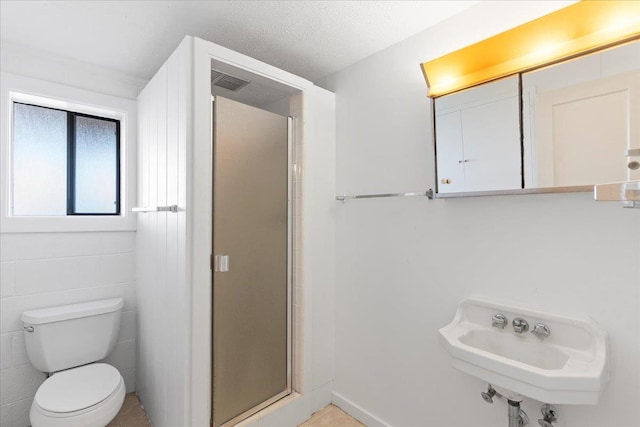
xmin=35 ymin=363 xmax=121 ymax=413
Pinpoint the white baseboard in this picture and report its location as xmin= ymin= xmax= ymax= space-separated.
xmin=331 ymin=392 xmax=392 ymax=427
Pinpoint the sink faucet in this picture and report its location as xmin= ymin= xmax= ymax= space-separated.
xmin=491 ymin=313 xmax=508 ymax=329
xmin=532 ymin=323 xmax=551 ymax=341
xmin=512 ymin=318 xmax=529 ymax=333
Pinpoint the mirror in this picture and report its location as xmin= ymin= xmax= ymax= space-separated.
xmin=434 ymin=40 xmax=640 ymax=197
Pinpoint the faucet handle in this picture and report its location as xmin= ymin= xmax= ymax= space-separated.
xmin=512 ymin=318 xmax=529 ymax=333
xmin=531 ymin=323 xmax=551 ymax=341
xmin=492 ymin=313 xmax=508 ymax=329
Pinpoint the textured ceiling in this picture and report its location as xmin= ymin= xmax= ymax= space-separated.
xmin=0 ymin=1 xmax=478 ymax=83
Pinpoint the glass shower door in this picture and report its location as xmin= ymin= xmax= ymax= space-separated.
xmin=212 ymin=96 xmax=290 ymax=427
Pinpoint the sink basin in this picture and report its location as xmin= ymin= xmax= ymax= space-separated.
xmin=459 ymin=329 xmax=570 ymax=370
xmin=439 ymin=298 xmax=609 ymax=404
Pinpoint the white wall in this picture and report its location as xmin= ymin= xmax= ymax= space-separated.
xmin=0 ymin=42 xmax=146 ymax=100
xmin=324 ymin=2 xmax=640 ymax=427
xmin=0 ymin=44 xmax=142 ymax=427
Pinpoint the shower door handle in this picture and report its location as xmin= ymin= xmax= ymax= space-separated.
xmin=214 ymin=255 xmax=230 ymax=272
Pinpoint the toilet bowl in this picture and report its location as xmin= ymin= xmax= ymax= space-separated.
xmin=30 ymin=363 xmax=125 ymax=427
xmin=22 ymin=298 xmax=126 ymax=427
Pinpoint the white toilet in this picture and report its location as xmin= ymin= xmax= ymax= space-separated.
xmin=22 ymin=298 xmax=126 ymax=427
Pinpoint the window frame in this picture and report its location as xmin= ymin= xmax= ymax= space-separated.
xmin=12 ymin=101 xmax=122 ymax=216
xmin=1 ymin=72 xmax=137 ymax=233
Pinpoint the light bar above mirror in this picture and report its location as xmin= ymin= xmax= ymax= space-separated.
xmin=420 ymin=1 xmax=640 ymax=98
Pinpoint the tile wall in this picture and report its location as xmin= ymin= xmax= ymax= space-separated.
xmin=0 ymin=231 xmax=137 ymax=427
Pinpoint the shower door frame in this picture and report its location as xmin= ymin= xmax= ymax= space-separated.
xmin=190 ymin=36 xmax=334 ymax=427
xmin=212 ymin=97 xmax=294 ymax=427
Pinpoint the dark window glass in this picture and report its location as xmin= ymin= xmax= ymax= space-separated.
xmin=12 ymin=102 xmax=120 ymax=215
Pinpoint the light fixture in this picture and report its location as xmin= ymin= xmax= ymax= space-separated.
xmin=421 ymin=1 xmax=640 ymax=97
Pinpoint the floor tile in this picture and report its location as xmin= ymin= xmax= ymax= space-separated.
xmin=298 ymin=404 xmax=365 ymax=427
xmin=112 ymin=393 xmax=151 ymax=427
xmin=110 ymin=397 xmax=361 ymax=427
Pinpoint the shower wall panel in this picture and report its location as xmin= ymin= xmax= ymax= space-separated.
xmin=136 ymin=38 xmax=191 ymax=427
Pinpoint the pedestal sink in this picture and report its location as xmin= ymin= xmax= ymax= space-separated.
xmin=439 ymin=298 xmax=609 ymax=404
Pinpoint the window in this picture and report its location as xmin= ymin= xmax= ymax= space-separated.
xmin=12 ymin=102 xmax=120 ymax=216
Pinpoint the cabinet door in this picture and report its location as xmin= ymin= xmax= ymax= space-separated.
xmin=535 ymin=71 xmax=640 ymax=186
xmin=434 ymin=75 xmax=521 ymax=194
xmin=461 ymin=96 xmax=521 ymax=192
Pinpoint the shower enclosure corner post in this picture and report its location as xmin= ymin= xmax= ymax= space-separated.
xmin=191 ymin=35 xmax=217 ymax=427
xmin=299 ymin=85 xmax=337 ymax=410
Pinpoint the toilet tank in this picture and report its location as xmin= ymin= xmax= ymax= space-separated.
xmin=22 ymin=298 xmax=124 ymax=373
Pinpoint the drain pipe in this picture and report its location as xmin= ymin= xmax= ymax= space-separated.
xmin=508 ymin=399 xmax=529 ymax=427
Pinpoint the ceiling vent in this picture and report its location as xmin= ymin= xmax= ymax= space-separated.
xmin=211 ymin=69 xmax=250 ymax=91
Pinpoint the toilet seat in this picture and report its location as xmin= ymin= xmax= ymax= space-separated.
xmin=30 ymin=363 xmax=125 ymax=427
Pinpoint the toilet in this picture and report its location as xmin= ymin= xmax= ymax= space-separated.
xmin=22 ymin=298 xmax=126 ymax=427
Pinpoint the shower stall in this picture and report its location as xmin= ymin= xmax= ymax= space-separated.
xmin=135 ymin=36 xmax=336 ymax=427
